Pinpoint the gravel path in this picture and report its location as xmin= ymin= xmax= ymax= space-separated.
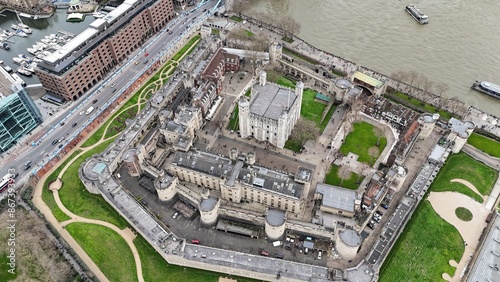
xmin=427 ymin=189 xmax=490 ymax=282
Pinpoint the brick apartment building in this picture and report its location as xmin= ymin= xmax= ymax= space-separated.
xmin=35 ymin=0 xmax=175 ymax=101
xmin=192 ymin=47 xmax=239 ymax=115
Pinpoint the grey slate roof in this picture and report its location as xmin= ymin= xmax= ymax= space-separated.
xmin=250 ymin=84 xmax=297 ymax=120
xmin=316 ymin=183 xmax=356 ymax=213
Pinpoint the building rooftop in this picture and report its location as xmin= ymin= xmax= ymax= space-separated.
xmin=200 ymin=197 xmax=219 ymax=212
xmin=39 ymin=0 xmax=154 ymax=73
xmin=171 ymin=150 xmax=303 ymax=198
xmin=467 ymin=213 xmax=500 ymax=282
xmin=266 ymin=209 xmax=286 ymax=227
xmin=316 ymin=183 xmax=356 ymax=213
xmin=339 ymin=229 xmax=361 ymax=247
xmin=448 ymin=117 xmax=475 ymax=138
xmin=353 ymin=71 xmax=384 ymax=88
xmin=250 ymin=83 xmax=297 ymax=120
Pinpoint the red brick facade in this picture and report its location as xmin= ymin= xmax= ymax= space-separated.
xmin=35 ymin=0 xmax=174 ymax=101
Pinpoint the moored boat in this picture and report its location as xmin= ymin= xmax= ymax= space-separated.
xmin=16 ymin=30 xmax=28 ymax=37
xmin=11 ymin=24 xmax=19 ymax=30
xmin=17 ymin=66 xmax=32 ymax=77
xmin=471 ymin=81 xmax=500 ymax=99
xmin=66 ymin=13 xmax=86 ymax=22
xmin=405 ymin=4 xmax=428 ymax=24
xmin=0 ymin=42 xmax=10 ymax=50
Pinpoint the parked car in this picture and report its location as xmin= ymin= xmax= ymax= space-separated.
xmin=260 ymin=250 xmax=269 ymax=257
xmin=376 ymin=210 xmax=384 ymax=216
xmin=140 ymin=199 xmax=147 ymax=206
xmin=172 ymin=211 xmax=179 ymax=219
xmin=372 ymin=216 xmax=381 ymax=223
xmin=52 ymin=139 xmax=59 ymax=145
xmin=191 ymin=239 xmax=200 ymax=244
xmin=110 ymin=83 xmax=116 ymax=88
xmin=368 ymin=222 xmax=375 ymax=230
xmin=317 ymin=251 xmax=322 ymax=260
xmin=381 ymin=204 xmax=389 ymax=209
xmin=92 ymin=99 xmax=98 ymax=104
xmin=274 ymin=253 xmax=284 ymax=259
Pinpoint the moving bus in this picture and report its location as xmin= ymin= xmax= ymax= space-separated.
xmin=0 ymin=177 xmax=14 ymax=193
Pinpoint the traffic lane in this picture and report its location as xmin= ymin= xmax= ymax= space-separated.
xmin=22 ymin=3 xmax=215 ymax=166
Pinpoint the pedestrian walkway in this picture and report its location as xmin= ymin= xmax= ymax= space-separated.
xmin=30 ymin=34 xmax=203 ymax=282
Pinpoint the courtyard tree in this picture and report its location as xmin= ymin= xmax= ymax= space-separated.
xmin=289 ymin=118 xmax=320 ymax=148
xmin=357 ymin=164 xmax=370 ymax=184
xmin=337 ymin=165 xmax=352 ymax=187
xmin=368 ymin=146 xmax=379 ymax=165
xmin=279 ymin=15 xmax=301 ymax=40
xmin=373 ymin=127 xmax=385 ymax=147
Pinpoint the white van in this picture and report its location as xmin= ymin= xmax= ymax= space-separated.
xmin=272 ymin=241 xmax=283 ymax=247
xmin=86 ymin=106 xmax=94 ymax=115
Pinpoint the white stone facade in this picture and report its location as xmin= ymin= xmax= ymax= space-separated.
xmin=238 ymin=71 xmax=304 ymax=148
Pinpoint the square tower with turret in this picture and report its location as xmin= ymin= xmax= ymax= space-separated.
xmin=238 ymin=71 xmax=303 ymax=148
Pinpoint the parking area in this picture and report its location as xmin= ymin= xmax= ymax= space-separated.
xmin=118 ymin=165 xmax=327 ymax=266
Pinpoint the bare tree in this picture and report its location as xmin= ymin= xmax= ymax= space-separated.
xmin=407 ymin=70 xmax=419 ymax=87
xmin=338 ymin=165 xmax=352 ymax=187
xmin=289 ymin=118 xmax=320 ymax=147
xmin=434 ymin=82 xmax=450 ymax=107
xmin=373 ymin=127 xmax=385 ymax=147
xmin=279 ymin=15 xmax=301 ymax=39
xmin=368 ymin=146 xmax=379 ymax=165
xmin=357 ymin=164 xmax=370 ymax=184
xmin=265 ymin=69 xmax=281 ymax=83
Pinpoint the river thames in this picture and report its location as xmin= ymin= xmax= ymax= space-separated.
xmin=1 ymin=2 xmax=499 ymax=115
xmin=247 ymin=0 xmax=500 ymax=115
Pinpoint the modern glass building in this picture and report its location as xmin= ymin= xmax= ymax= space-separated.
xmin=0 ymin=84 xmax=43 ymax=152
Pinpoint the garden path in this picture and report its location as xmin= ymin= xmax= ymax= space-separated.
xmin=427 ymin=190 xmax=490 ymax=282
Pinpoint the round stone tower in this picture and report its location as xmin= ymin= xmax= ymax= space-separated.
xmin=335 ymin=228 xmax=361 ymax=260
xmin=265 ymin=209 xmax=287 ymax=241
xmin=199 ymin=190 xmax=220 ymax=226
xmin=154 ymin=174 xmax=178 ymax=202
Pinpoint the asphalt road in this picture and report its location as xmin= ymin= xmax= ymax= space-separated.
xmin=1 ymin=0 xmax=220 ymax=191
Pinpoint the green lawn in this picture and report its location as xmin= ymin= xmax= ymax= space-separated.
xmin=134 ymin=235 xmax=259 ymax=282
xmin=387 ymin=91 xmax=454 ymax=120
xmin=244 ymin=29 xmax=254 ymax=37
xmin=104 ymin=106 xmax=139 ymax=139
xmin=430 ymin=152 xmax=497 ymax=202
xmin=227 ymin=104 xmax=239 ymax=131
xmin=81 ymin=90 xmax=142 ymax=147
xmin=230 ymin=15 xmax=243 ymax=22
xmin=319 ymin=105 xmax=336 ymax=132
xmin=172 ymin=34 xmax=201 ymax=61
xmin=66 ymin=223 xmax=137 ymax=282
xmin=283 ymin=47 xmax=319 ymax=65
xmin=467 ymin=132 xmax=500 ymax=158
xmin=42 ymin=150 xmax=82 ymax=222
xmin=58 ymin=140 xmax=129 ymax=229
xmin=455 ymin=207 xmax=473 ymax=221
xmin=379 ymin=201 xmax=464 ymax=282
xmin=301 ymin=89 xmax=328 ymax=126
xmin=267 ymin=75 xmax=296 ymax=89
xmin=282 ymin=36 xmax=294 ymax=43
xmin=340 ymin=122 xmax=387 ymax=165
xmin=324 ymin=164 xmax=363 ymax=190
xmin=245 ymin=88 xmax=251 ymax=97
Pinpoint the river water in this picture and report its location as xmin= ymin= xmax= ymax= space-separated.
xmin=247 ymin=0 xmax=500 ymax=115
xmin=0 ymin=9 xmax=94 ymax=85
